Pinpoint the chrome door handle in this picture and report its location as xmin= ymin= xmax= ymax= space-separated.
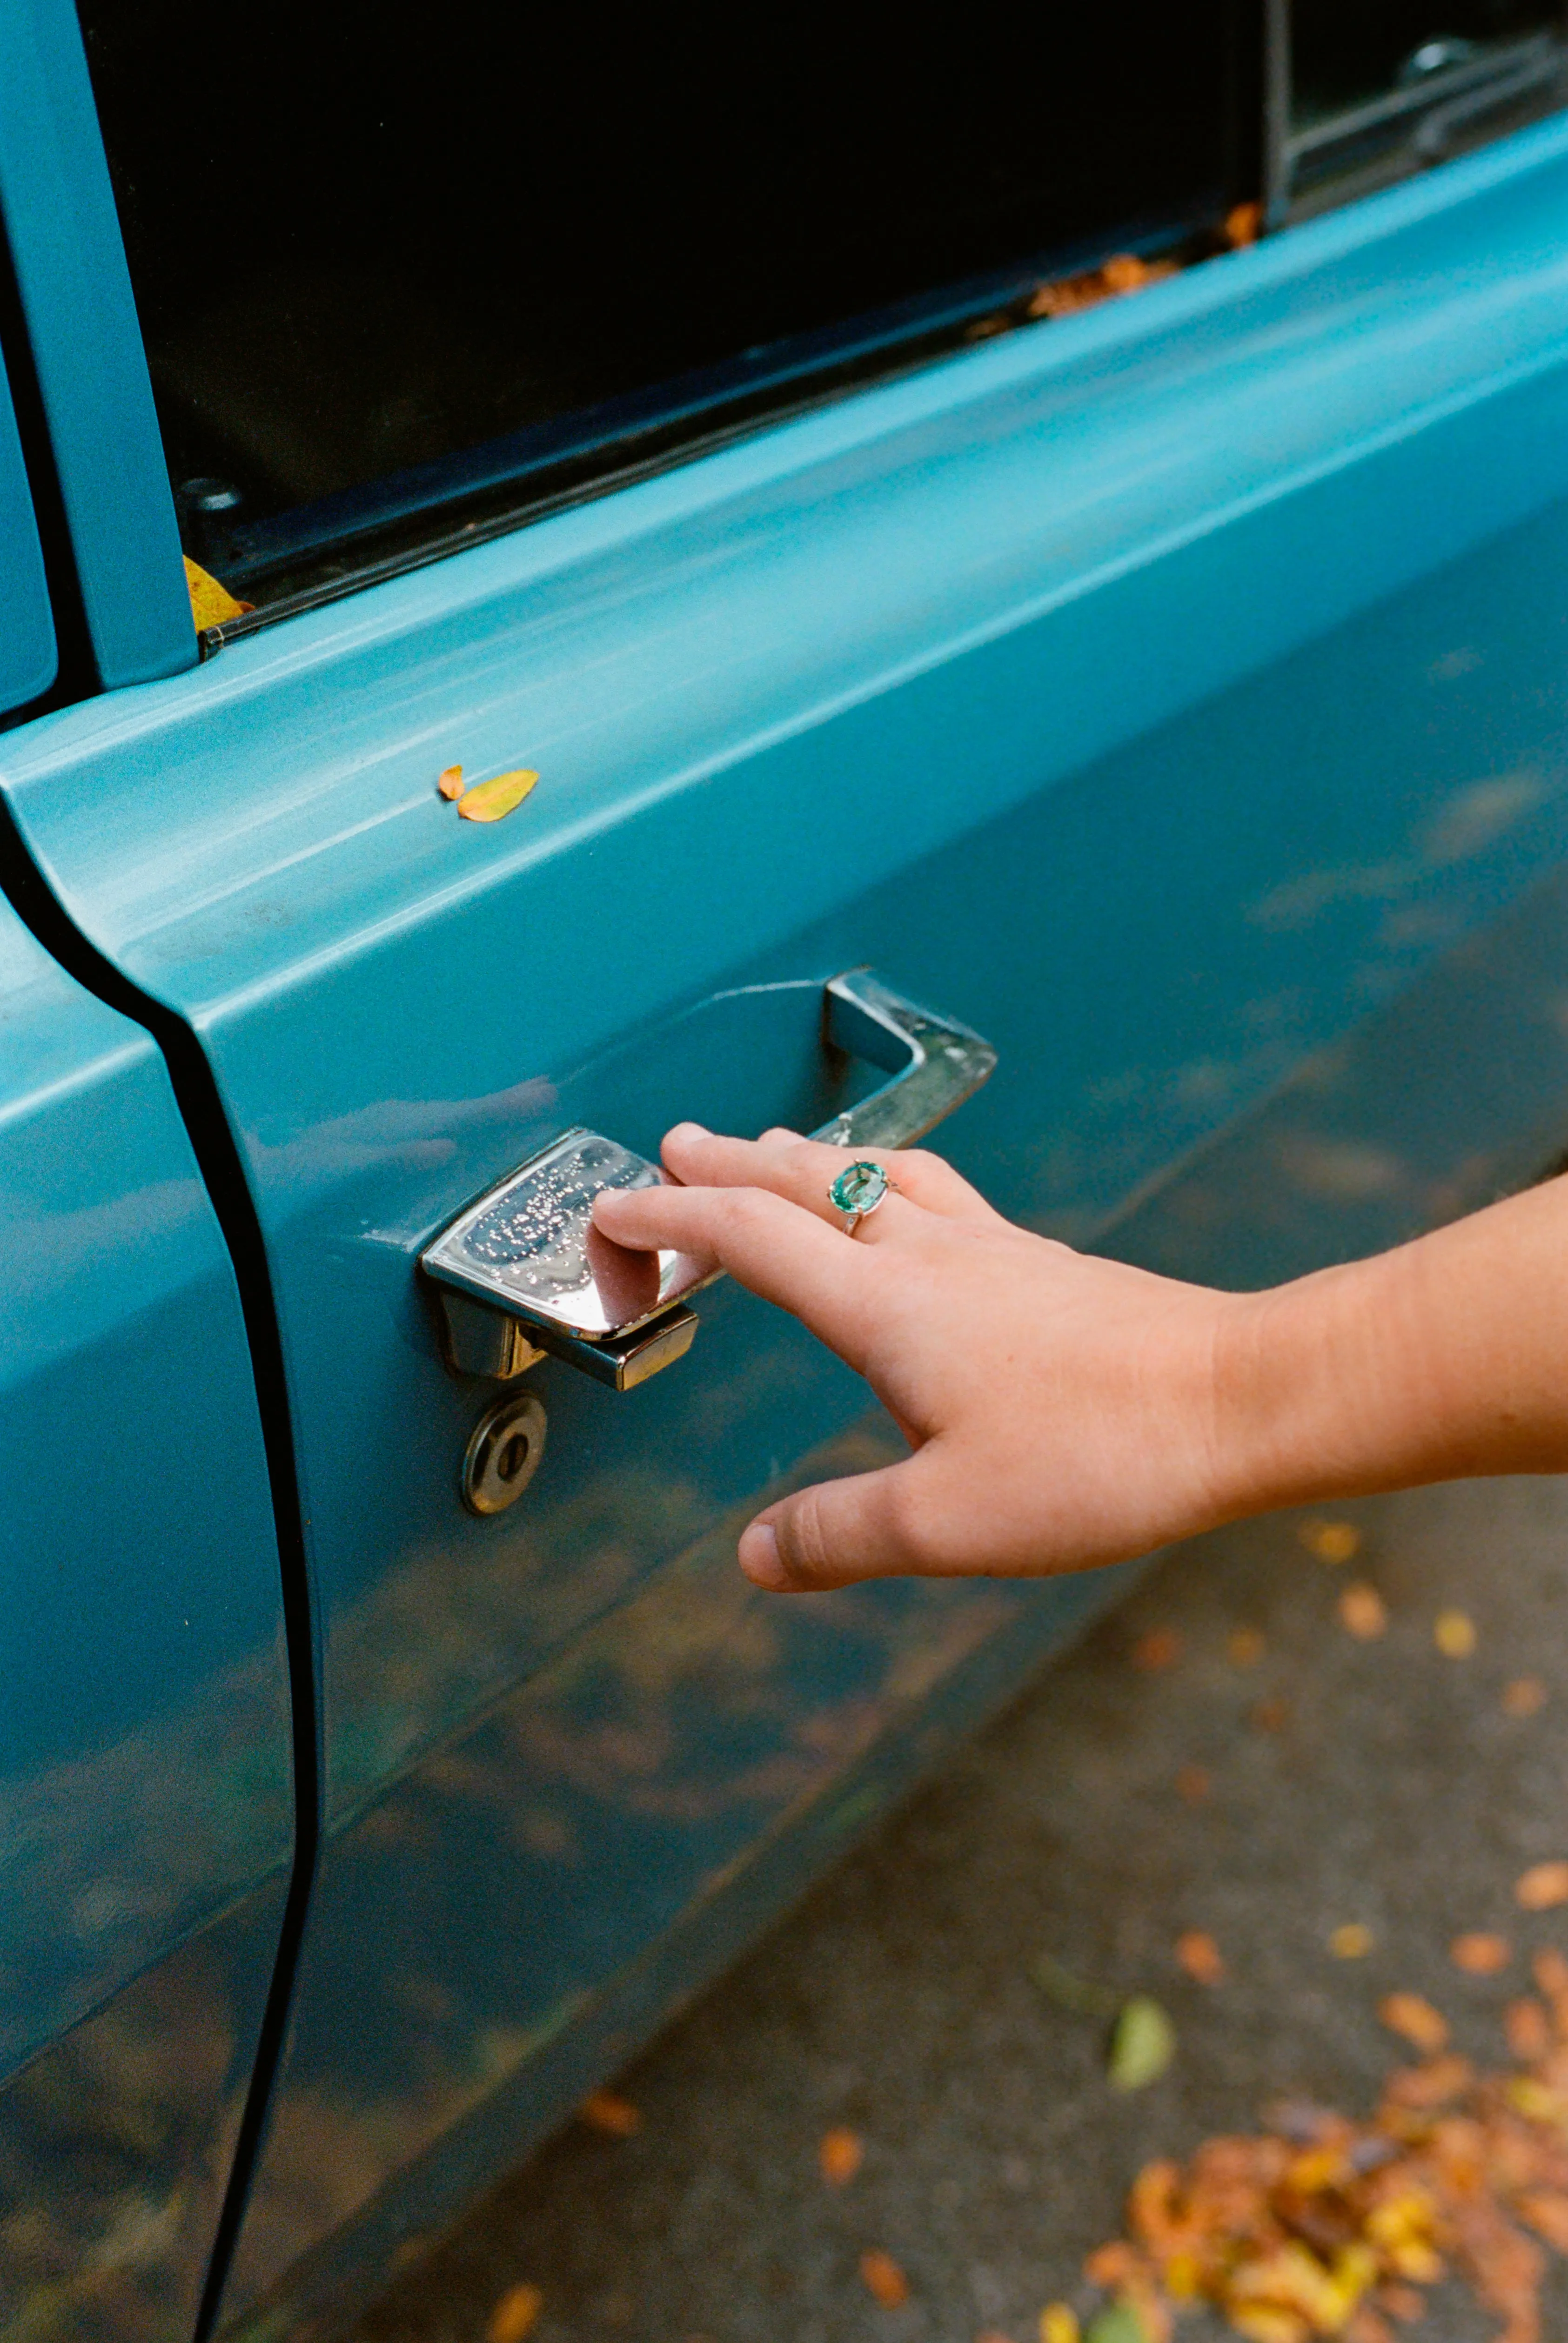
xmin=421 ymin=968 xmax=996 ymax=1390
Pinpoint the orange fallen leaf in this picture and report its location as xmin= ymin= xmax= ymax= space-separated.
xmin=1531 ymin=1947 xmax=1568 ymax=2034
xmin=1252 ymin=1699 xmax=1291 ymax=1734
xmin=1339 ymin=1584 xmax=1387 ymax=1640
xmin=1451 ymin=1933 xmax=1510 ymax=1976
xmin=1175 ymin=1930 xmax=1226 ymax=1986
xmin=487 ymin=2281 xmax=543 ymax=2343
xmin=1504 ymin=1676 xmax=1548 ymax=1717
xmin=1040 ymin=2309 xmax=1081 ymax=2343
xmin=437 ymin=762 xmax=465 ymax=800
xmin=860 ymin=2249 xmax=910 ymax=2309
xmin=819 ymin=2127 xmax=863 ymax=2185
xmin=458 ymin=768 xmax=539 ymax=823
xmin=1132 ymin=1628 xmax=1182 ymax=1672
xmin=1506 ymin=1997 xmax=1551 ymax=2059
xmin=580 ymin=2088 xmax=640 ymax=2136
xmin=1517 ymin=2190 xmax=1568 ymax=2251
xmin=183 ymin=554 xmax=254 ymax=630
xmin=1379 ymin=1994 xmax=1449 ymax=2054
xmin=1517 ymin=1863 xmax=1568 ymax=1911
xmin=1329 ymin=1924 xmax=1374 ymax=1959
xmin=1433 ymin=1609 xmax=1476 ymax=1658
xmin=1380 ymin=2051 xmax=1473 ymax=2108
xmin=1228 ymin=1627 xmax=1266 ymax=1665
xmin=1299 ymin=1518 xmax=1361 ymax=1564
xmin=1175 ymin=1763 xmax=1211 ymax=1804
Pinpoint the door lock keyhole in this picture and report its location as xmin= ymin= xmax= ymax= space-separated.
xmin=461 ymin=1391 xmax=547 ymax=1516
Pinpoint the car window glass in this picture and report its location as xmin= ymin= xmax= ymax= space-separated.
xmin=1288 ymin=0 xmax=1568 ymax=215
xmin=77 ymin=1 xmax=1251 ymax=624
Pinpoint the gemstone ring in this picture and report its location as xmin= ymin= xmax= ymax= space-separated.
xmin=828 ymin=1158 xmax=891 ymax=1236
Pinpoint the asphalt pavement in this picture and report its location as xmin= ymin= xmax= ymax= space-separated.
xmin=327 ymin=1477 xmax=1568 ymax=2343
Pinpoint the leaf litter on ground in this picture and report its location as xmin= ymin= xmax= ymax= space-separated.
xmin=1298 ymin=1520 xmax=1363 ymax=1564
xmin=1080 ymin=1949 xmax=1568 ymax=2343
xmin=486 ymin=2280 xmax=543 ymax=2343
xmin=1132 ymin=1629 xmax=1183 ymax=1673
xmin=1176 ymin=1931 xmax=1227 ymax=1987
xmin=1378 ymin=1994 xmax=1449 ymax=2054
xmin=1032 ymin=1956 xmax=1178 ymax=2092
xmin=1517 ymin=1864 xmax=1568 ymax=1912
xmin=819 ymin=2127 xmax=863 ymax=2185
xmin=859 ymin=2248 xmax=909 ymax=2308
xmin=1434 ymin=1609 xmax=1477 ymax=1658
xmin=1108 ymin=2000 xmax=1178 ymax=2093
xmin=579 ymin=2088 xmax=640 ymax=2136
xmin=1032 ymin=1953 xmax=1124 ymax=2020
xmin=1454 ymin=1935 xmax=1513 ymax=1976
xmin=1337 ymin=1585 xmax=1388 ymax=1641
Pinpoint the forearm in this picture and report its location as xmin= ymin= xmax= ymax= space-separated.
xmin=1216 ymin=1173 xmax=1568 ymax=1517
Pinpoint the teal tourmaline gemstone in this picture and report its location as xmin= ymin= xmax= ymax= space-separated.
xmin=829 ymin=1159 xmax=888 ymax=1216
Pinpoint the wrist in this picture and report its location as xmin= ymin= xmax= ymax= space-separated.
xmin=1205 ymin=1249 xmax=1421 ymax=1522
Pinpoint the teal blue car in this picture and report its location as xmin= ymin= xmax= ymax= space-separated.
xmin=6 ymin=1 xmax=1568 ymax=2333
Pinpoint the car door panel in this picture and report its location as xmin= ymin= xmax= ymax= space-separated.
xmin=0 ymin=898 xmax=291 ymax=2336
xmin=8 ymin=116 xmax=1568 ymax=2331
xmin=223 ymin=821 xmax=1568 ymax=2341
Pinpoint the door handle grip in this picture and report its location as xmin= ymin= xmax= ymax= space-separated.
xmin=815 ymin=967 xmax=996 ymax=1152
xmin=421 ymin=968 xmax=995 ymax=1389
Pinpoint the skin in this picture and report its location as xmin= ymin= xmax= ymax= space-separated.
xmin=592 ymin=1125 xmax=1568 ymax=1594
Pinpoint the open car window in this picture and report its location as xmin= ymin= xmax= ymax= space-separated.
xmin=77 ymin=0 xmax=1255 ymax=625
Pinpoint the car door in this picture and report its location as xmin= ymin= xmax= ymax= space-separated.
xmin=0 ymin=241 xmax=293 ymax=2341
xmin=0 ymin=894 xmax=295 ymax=2343
xmin=11 ymin=2 xmax=1568 ymax=2335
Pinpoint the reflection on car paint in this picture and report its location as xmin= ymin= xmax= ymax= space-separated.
xmin=0 ymin=1631 xmax=288 ymax=2075
xmin=0 ymin=1885 xmax=285 ymax=2343
xmin=224 ymin=1416 xmax=1032 ymax=2316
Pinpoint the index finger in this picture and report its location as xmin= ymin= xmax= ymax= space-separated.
xmin=592 ymin=1179 xmax=878 ymax=1366
xmin=663 ymin=1124 xmax=999 ymax=1227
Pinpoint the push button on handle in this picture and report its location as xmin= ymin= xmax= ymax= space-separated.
xmin=420 ymin=967 xmax=996 ymax=1390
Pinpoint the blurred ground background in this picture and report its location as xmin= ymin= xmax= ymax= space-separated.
xmin=327 ymin=1478 xmax=1568 ymax=2343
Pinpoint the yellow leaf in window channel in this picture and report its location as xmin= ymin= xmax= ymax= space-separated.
xmin=458 ymin=768 xmax=539 ymax=823
xmin=183 ymin=555 xmax=253 ymax=629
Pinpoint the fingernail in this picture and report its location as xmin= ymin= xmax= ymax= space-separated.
xmin=738 ymin=1521 xmax=787 ymax=1589
xmin=666 ymin=1121 xmax=710 ymax=1142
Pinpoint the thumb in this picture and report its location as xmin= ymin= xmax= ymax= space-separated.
xmin=739 ymin=1455 xmax=932 ymax=1591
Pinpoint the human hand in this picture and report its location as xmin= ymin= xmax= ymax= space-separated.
xmin=591 ymin=1125 xmax=1248 ymax=1591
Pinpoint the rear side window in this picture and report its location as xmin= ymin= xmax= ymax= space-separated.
xmin=78 ymin=3 xmax=1256 ymax=624
xmin=1287 ymin=0 xmax=1568 ymax=215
